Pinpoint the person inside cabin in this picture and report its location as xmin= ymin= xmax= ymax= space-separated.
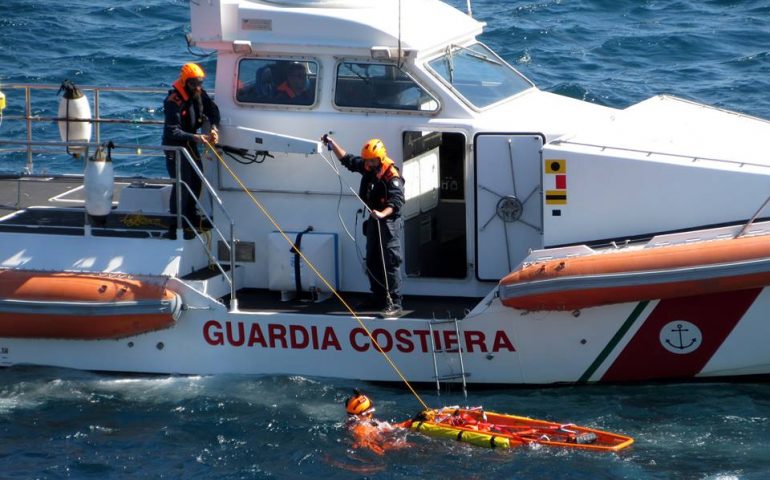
xmin=323 ymin=135 xmax=405 ymax=317
xmin=274 ymin=62 xmax=314 ymax=105
xmin=344 ymin=390 xmax=407 ymax=456
xmin=238 ymin=65 xmax=275 ymax=103
xmin=162 ymin=62 xmax=220 ymax=239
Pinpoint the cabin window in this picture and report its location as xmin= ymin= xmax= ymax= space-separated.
xmin=334 ymin=62 xmax=438 ymax=112
xmin=427 ymin=43 xmax=533 ymax=109
xmin=236 ymin=59 xmax=318 ymax=106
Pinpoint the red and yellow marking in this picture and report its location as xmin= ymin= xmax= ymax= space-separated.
xmin=544 ymin=159 xmax=567 ymax=206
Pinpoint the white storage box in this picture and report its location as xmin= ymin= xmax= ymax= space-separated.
xmin=267 ymin=231 xmax=339 ymax=299
xmin=117 ymin=183 xmax=171 ymax=214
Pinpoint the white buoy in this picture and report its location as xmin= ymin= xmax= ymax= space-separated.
xmin=57 ymin=80 xmax=92 ymax=157
xmin=84 ymin=144 xmax=114 ymax=226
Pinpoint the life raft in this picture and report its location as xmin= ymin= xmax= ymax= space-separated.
xmin=498 ymin=233 xmax=770 ymax=311
xmin=0 ymin=270 xmax=181 ymax=339
xmin=400 ymin=407 xmax=633 ymax=452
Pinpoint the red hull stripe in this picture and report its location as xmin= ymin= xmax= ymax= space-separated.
xmin=601 ymin=288 xmax=761 ymax=382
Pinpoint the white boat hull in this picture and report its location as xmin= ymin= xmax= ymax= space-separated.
xmin=2 ymin=283 xmax=768 ymax=384
xmin=4 ymin=0 xmax=770 ymax=385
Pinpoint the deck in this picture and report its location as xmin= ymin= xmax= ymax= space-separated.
xmin=0 ymin=174 xmax=482 ymax=319
xmin=0 ymin=175 xmax=176 ymax=238
xmin=224 ymin=288 xmax=479 ymax=320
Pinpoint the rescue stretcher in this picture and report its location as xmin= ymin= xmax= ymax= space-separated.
xmin=399 ymin=406 xmax=634 ymax=452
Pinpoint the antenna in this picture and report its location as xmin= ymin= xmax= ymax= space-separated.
xmin=397 ymin=0 xmax=402 ymax=68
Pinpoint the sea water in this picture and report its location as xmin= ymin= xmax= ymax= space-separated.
xmin=1 ymin=1 xmax=770 ymax=478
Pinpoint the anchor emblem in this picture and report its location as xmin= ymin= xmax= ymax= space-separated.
xmin=659 ymin=321 xmax=702 ymax=355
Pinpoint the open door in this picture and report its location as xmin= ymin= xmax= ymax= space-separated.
xmin=474 ymin=133 xmax=544 ymax=281
xmin=402 ymin=131 xmax=467 ymax=279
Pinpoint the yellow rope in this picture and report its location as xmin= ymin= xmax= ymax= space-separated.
xmin=121 ymin=213 xmax=167 ymax=228
xmin=203 ymin=140 xmax=429 ymax=410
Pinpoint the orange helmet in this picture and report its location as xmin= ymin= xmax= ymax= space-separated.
xmin=345 ymin=391 xmax=374 ymax=416
xmin=180 ymin=63 xmax=205 ymax=82
xmin=361 ymin=138 xmax=387 ymax=161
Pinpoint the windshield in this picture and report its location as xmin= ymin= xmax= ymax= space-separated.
xmin=427 ymin=43 xmax=533 ymax=109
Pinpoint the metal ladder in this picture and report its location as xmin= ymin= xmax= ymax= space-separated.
xmin=429 ymin=317 xmax=469 ymax=400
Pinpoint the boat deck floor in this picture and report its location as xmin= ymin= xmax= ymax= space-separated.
xmin=226 ymin=288 xmax=480 ymax=320
xmin=0 ymin=175 xmax=181 ymax=238
xmin=0 ymin=176 xmax=483 ymax=319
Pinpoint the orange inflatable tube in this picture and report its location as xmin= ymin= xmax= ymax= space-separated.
xmin=499 ymin=234 xmax=770 ymax=311
xmin=0 ymin=270 xmax=180 ymax=339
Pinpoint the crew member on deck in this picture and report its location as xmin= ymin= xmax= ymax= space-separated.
xmin=162 ymin=62 xmax=220 ymax=238
xmin=323 ymin=135 xmax=405 ymax=317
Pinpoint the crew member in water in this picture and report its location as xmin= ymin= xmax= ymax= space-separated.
xmin=344 ymin=390 xmax=407 ymax=456
xmin=162 ymin=62 xmax=220 ymax=239
xmin=323 ymin=135 xmax=405 ymax=317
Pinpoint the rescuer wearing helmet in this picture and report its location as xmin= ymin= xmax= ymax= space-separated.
xmin=162 ymin=62 xmax=221 ymax=239
xmin=346 ymin=389 xmax=376 ymax=418
xmin=323 ymin=135 xmax=405 ymax=317
xmin=344 ymin=389 xmax=406 ymax=456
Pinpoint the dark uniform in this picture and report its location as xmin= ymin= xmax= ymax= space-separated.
xmin=162 ymin=83 xmax=220 ymax=228
xmin=340 ymin=154 xmax=405 ymax=309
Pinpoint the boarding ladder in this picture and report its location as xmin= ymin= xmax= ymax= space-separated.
xmin=429 ymin=317 xmax=469 ymax=400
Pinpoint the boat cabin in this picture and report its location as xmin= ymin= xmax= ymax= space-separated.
xmin=185 ymin=0 xmax=616 ymax=301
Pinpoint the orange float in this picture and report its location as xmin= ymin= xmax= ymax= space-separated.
xmin=400 ymin=407 xmax=633 ymax=452
xmin=499 ymin=234 xmax=770 ymax=311
xmin=0 ymin=270 xmax=180 ymax=339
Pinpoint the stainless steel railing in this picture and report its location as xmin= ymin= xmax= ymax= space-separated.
xmin=0 ymin=83 xmax=166 ymax=172
xmin=0 ymin=82 xmax=239 ymax=309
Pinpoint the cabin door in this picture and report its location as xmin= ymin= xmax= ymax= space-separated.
xmin=402 ymin=131 xmax=467 ymax=279
xmin=474 ymin=133 xmax=543 ymax=281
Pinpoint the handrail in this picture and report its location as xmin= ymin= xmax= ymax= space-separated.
xmin=555 ymin=139 xmax=770 ymax=170
xmin=0 ymin=83 xmax=166 ymax=172
xmin=170 ymin=147 xmax=238 ymax=309
xmin=736 ymin=195 xmax=770 ymax=238
xmin=1 ymin=82 xmax=167 ymax=92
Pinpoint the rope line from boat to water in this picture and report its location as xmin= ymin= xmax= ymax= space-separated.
xmin=202 ymin=139 xmax=429 ymax=411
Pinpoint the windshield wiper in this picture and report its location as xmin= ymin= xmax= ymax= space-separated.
xmin=462 ymin=49 xmax=501 ymax=66
xmin=446 ymin=46 xmax=455 ymax=84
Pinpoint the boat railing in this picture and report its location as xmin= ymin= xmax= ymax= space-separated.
xmin=0 ymin=83 xmax=167 ymax=173
xmin=0 ymin=83 xmax=168 ymax=173
xmin=555 ymin=139 xmax=770 ymax=170
xmin=736 ymin=195 xmax=770 ymax=238
xmin=166 ymin=144 xmax=240 ymax=310
xmin=0 ymin=138 xmax=239 ymax=311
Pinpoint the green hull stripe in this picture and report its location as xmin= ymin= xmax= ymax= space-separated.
xmin=578 ymin=301 xmax=649 ymax=383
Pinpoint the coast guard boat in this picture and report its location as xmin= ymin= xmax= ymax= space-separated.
xmin=1 ymin=0 xmax=770 ymax=385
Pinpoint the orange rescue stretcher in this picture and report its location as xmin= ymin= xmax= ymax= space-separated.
xmin=398 ymin=406 xmax=634 ymax=452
